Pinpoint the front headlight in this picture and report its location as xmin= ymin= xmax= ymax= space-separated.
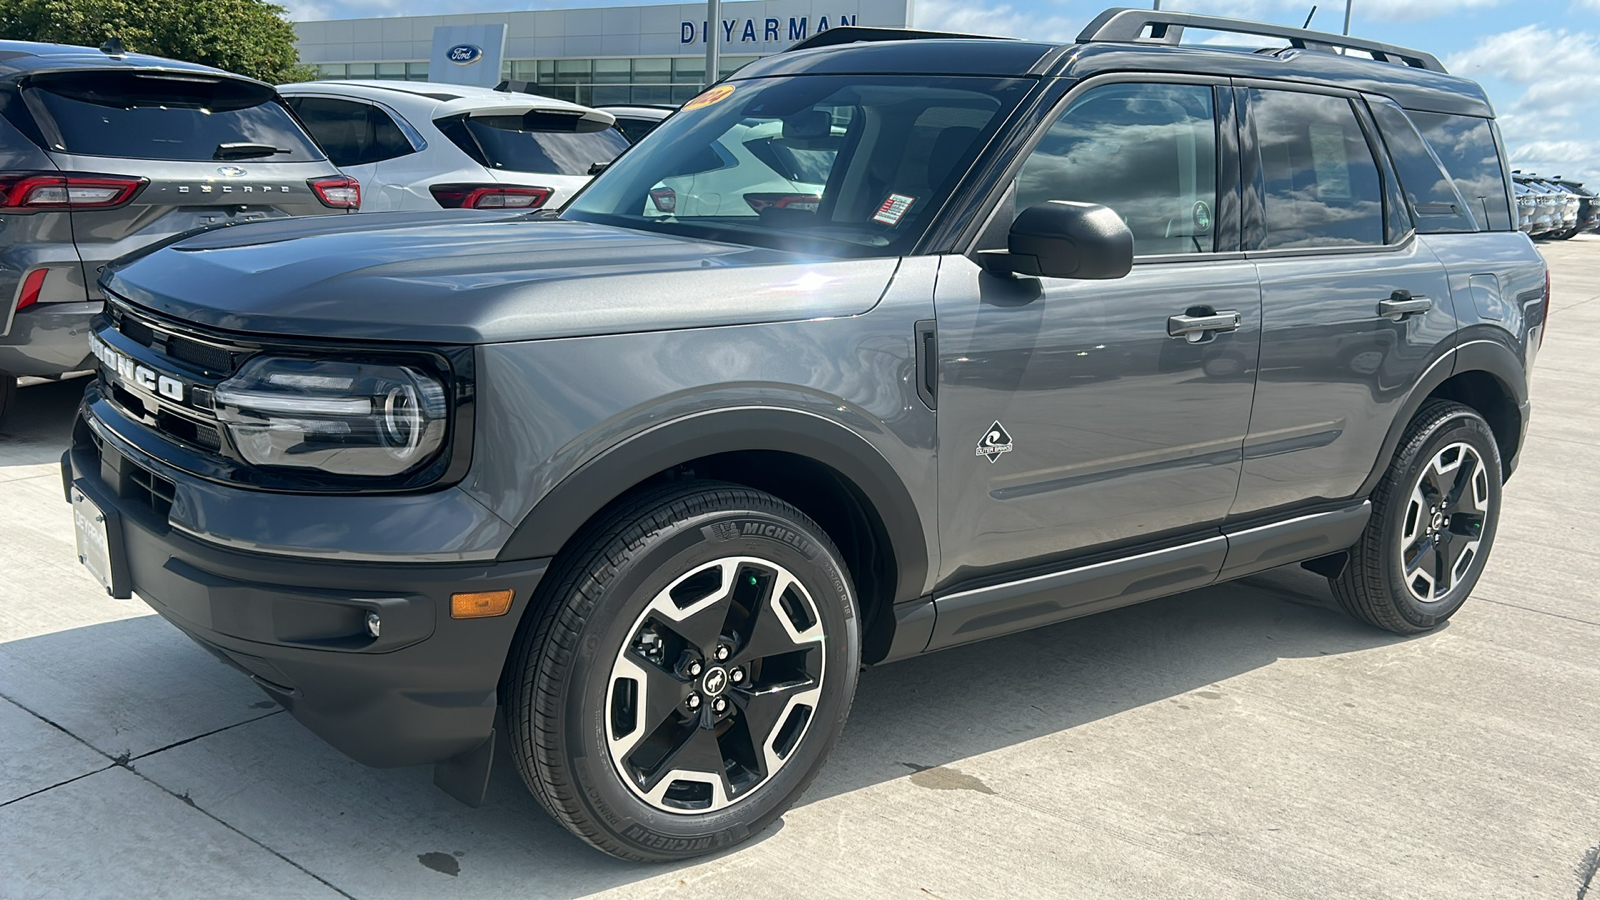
xmin=214 ymin=357 xmax=449 ymax=477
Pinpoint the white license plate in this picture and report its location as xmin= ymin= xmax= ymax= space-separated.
xmin=71 ymin=487 xmax=116 ymax=596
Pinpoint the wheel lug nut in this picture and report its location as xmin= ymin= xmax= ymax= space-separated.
xmin=714 ymin=645 xmax=731 ymax=661
xmin=687 ymin=693 xmax=701 ymax=709
xmin=687 ymin=662 xmax=702 ymax=677
xmin=713 ymin=697 xmax=727 ymax=713
xmin=731 ymin=668 xmax=745 ymax=684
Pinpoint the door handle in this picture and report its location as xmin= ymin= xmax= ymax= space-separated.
xmin=1167 ymin=310 xmax=1242 ymax=342
xmin=1378 ymin=291 xmax=1432 ymax=320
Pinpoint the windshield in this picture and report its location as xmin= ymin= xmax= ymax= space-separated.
xmin=24 ymin=71 xmax=322 ymax=162
xmin=437 ymin=114 xmax=630 ymax=175
xmin=564 ymin=75 xmax=1034 ymax=255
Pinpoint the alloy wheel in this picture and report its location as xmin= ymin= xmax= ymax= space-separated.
xmin=1397 ymin=441 xmax=1490 ymax=603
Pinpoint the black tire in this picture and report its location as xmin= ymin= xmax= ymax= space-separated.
xmin=1330 ymin=400 xmax=1502 ymax=634
xmin=504 ymin=481 xmax=860 ymax=861
xmin=0 ymin=373 xmax=16 ymax=426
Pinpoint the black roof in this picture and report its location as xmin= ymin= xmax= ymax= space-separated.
xmin=0 ymin=39 xmax=258 ymax=86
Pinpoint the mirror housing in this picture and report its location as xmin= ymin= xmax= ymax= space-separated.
xmin=981 ymin=201 xmax=1134 ymax=280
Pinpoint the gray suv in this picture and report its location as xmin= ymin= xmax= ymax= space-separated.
xmin=0 ymin=40 xmax=356 ymax=420
xmin=61 ymin=10 xmax=1546 ymax=862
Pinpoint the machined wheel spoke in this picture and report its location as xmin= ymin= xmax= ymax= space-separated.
xmin=639 ymin=724 xmax=729 ymax=794
xmin=1442 ymin=451 xmax=1479 ymax=509
xmin=1440 ymin=531 xmax=1475 ymax=586
xmin=736 ymin=679 xmax=817 ymax=759
xmin=617 ymin=648 xmax=690 ymax=752
xmin=732 ymin=572 xmax=824 ymax=667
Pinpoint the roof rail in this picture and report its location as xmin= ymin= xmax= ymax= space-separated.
xmin=1076 ymin=7 xmax=1447 ymax=73
xmin=786 ymin=26 xmax=1006 ymax=53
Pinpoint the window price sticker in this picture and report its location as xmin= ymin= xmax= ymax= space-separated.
xmin=872 ymin=193 xmax=916 ymax=225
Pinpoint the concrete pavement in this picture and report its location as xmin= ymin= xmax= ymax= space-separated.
xmin=1 ymin=237 xmax=1597 ymax=899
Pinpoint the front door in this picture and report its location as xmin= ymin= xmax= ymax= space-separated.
xmin=933 ymin=80 xmax=1261 ymax=590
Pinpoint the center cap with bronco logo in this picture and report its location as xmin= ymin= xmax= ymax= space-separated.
xmin=701 ymin=666 xmax=729 ymax=697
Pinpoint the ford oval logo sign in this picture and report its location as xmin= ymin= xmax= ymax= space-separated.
xmin=216 ymin=166 xmax=247 ymax=177
xmin=447 ymin=44 xmax=483 ymax=65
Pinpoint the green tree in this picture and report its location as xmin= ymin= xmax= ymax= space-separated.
xmin=0 ymin=0 xmax=318 ymax=84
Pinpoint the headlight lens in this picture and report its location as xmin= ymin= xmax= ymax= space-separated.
xmin=214 ymin=357 xmax=449 ymax=477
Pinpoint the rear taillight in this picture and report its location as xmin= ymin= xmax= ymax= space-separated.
xmin=14 ymin=269 xmax=47 ymax=313
xmin=429 ymin=184 xmax=552 ymax=210
xmin=309 ymin=175 xmax=361 ymax=210
xmin=0 ymin=172 xmax=146 ymax=212
xmin=648 ymin=187 xmax=677 ymax=213
xmin=744 ymin=193 xmax=821 ymax=213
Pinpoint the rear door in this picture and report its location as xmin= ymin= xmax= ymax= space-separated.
xmin=1231 ymin=84 xmax=1454 ymax=518
xmin=21 ymin=69 xmax=344 ymax=299
xmin=283 ymin=94 xmax=425 ymax=211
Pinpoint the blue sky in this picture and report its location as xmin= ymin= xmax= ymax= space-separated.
xmin=285 ymin=0 xmax=1600 ymax=185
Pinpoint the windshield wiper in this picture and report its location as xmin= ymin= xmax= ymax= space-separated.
xmin=588 ymin=161 xmax=611 ymax=175
xmin=214 ymin=142 xmax=290 ymax=160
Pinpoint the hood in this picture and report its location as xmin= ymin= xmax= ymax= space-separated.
xmin=102 ymin=212 xmax=899 ymax=343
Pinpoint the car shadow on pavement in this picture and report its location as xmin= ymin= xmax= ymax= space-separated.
xmin=0 ymin=377 xmax=88 ymax=467
xmin=0 ymin=559 xmax=1420 ymax=896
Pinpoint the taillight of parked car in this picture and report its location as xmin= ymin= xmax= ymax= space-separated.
xmin=743 ymin=193 xmax=822 ymax=213
xmin=648 ymin=187 xmax=677 ymax=213
xmin=14 ymin=269 xmax=48 ymax=313
xmin=308 ymin=175 xmax=361 ymax=210
xmin=429 ymin=184 xmax=552 ymax=210
xmin=0 ymin=172 xmax=146 ymax=211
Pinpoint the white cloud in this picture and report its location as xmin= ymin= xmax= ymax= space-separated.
xmin=913 ymin=0 xmax=1079 ymax=42
xmin=1156 ymin=0 xmax=1503 ymax=24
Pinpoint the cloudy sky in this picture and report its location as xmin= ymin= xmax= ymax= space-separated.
xmin=283 ymin=0 xmax=1600 ymax=185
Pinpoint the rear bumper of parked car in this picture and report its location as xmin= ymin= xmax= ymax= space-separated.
xmin=62 ymin=401 xmax=550 ymax=769
xmin=0 ymin=301 xmax=97 ymax=377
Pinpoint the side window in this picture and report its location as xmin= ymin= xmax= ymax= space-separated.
xmin=288 ymin=97 xmax=417 ymax=168
xmin=1368 ymin=100 xmax=1476 ymax=233
xmin=1246 ymin=89 xmax=1384 ymax=250
xmin=1016 ymin=82 xmax=1218 ymax=256
xmin=1405 ymin=110 xmax=1513 ymax=232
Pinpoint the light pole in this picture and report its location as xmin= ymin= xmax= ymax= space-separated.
xmin=704 ymin=0 xmax=721 ymax=87
xmin=1343 ymin=0 xmax=1352 ymax=35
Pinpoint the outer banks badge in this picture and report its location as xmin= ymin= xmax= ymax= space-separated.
xmin=976 ymin=421 xmax=1013 ymax=463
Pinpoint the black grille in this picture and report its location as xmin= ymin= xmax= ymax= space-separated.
xmin=119 ymin=315 xmax=156 ymax=348
xmin=169 ymin=336 xmax=235 ymax=373
xmin=126 ymin=460 xmax=177 ymax=519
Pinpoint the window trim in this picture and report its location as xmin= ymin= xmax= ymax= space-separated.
xmin=1232 ymin=78 xmax=1413 ymax=259
xmin=958 ymin=72 xmax=1241 ymax=266
xmin=283 ymin=92 xmax=428 ymax=166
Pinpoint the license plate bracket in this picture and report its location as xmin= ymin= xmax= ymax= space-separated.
xmin=71 ymin=482 xmax=131 ymax=599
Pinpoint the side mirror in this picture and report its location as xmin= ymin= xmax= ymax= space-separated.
xmin=980 ymin=201 xmax=1133 ymax=280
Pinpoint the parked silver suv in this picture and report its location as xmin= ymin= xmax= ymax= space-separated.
xmin=0 ymin=40 xmax=356 ymax=420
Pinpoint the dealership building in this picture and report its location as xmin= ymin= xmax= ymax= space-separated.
xmin=293 ymin=0 xmax=914 ymax=106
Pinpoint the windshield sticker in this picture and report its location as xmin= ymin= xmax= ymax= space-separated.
xmin=873 ymin=193 xmax=916 ymax=225
xmin=683 ymin=84 xmax=735 ymax=111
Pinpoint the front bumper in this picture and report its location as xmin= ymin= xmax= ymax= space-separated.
xmin=0 ymin=301 xmax=97 ymax=378
xmin=63 ymin=405 xmax=550 ymax=768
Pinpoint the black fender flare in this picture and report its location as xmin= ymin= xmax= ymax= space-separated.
xmin=1355 ymin=337 xmax=1527 ymax=497
xmin=494 ymin=406 xmax=931 ymax=606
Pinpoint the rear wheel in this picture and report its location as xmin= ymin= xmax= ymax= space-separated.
xmin=0 ymin=374 xmax=16 ymax=425
xmin=504 ymin=482 xmax=860 ymax=861
xmin=1330 ymin=401 xmax=1502 ymax=634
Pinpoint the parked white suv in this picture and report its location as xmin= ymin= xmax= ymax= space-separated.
xmin=278 ymin=81 xmax=628 ymax=211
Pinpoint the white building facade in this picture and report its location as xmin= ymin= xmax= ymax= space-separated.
xmin=293 ymin=0 xmax=914 ymax=106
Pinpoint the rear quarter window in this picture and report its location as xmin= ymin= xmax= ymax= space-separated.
xmin=1368 ymin=100 xmax=1477 ymax=233
xmin=1405 ymin=110 xmax=1513 ymax=232
xmin=23 ymin=71 xmax=322 ymax=163
xmin=437 ymin=113 xmax=629 ymax=176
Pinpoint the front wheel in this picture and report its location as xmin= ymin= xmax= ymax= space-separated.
xmin=504 ymin=483 xmax=860 ymax=861
xmin=1330 ymin=401 xmax=1503 ymax=634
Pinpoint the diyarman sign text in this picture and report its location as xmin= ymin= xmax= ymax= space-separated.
xmin=681 ymin=14 xmax=858 ymax=44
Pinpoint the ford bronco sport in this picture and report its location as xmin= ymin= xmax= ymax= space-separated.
xmin=62 ymin=9 xmax=1546 ymax=861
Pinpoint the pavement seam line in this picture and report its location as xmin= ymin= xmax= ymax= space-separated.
xmin=120 ymin=763 xmax=360 ymax=900
xmin=0 ymin=764 xmax=117 ymax=810
xmin=1475 ymin=596 xmax=1600 ymax=629
xmin=129 ymin=708 xmax=287 ymax=761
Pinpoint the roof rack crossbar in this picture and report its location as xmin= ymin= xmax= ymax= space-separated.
xmin=1076 ymin=8 xmax=1447 ymax=73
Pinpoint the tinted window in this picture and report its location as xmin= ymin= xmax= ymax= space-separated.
xmin=565 ymin=76 xmax=1033 ymax=257
xmin=24 ymin=71 xmax=321 ymax=162
xmin=613 ymin=116 xmax=662 ymax=144
xmin=1406 ymin=110 xmax=1513 ymax=232
xmin=1247 ymin=89 xmax=1383 ymax=250
xmin=1017 ymin=83 xmax=1218 ymax=256
xmin=1368 ymin=100 xmax=1475 ymax=233
xmin=287 ymin=97 xmax=417 ymax=168
xmin=440 ymin=115 xmax=629 ymax=175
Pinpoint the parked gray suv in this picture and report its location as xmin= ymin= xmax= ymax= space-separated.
xmin=0 ymin=40 xmax=356 ymax=420
xmin=61 ymin=10 xmax=1546 ymax=862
